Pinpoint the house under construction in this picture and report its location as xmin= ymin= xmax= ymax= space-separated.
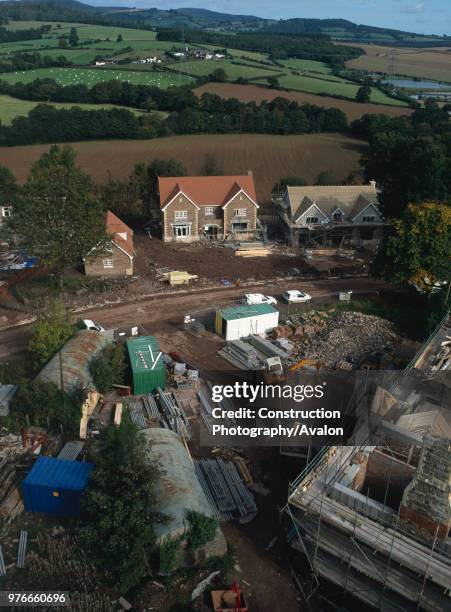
xmin=286 ymin=313 xmax=451 ymax=611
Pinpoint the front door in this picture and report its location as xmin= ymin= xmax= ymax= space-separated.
xmin=173 ymin=225 xmax=190 ymax=240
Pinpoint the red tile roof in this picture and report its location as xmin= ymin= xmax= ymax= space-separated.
xmin=106 ymin=210 xmax=134 ymax=258
xmin=158 ymin=175 xmax=258 ymax=209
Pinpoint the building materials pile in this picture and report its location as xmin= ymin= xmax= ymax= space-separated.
xmin=288 ymin=311 xmax=399 ymax=368
xmin=195 ymin=458 xmax=257 ymax=521
xmin=157 ymin=388 xmax=191 ymax=439
xmin=0 ymin=455 xmax=24 ymax=522
xmin=217 ymin=339 xmax=263 ymax=370
xmin=235 ymin=243 xmax=271 ymax=258
xmin=123 ymin=394 xmax=161 ymax=429
xmin=198 ymin=386 xmax=236 ymax=435
xmin=160 ymin=270 xmax=199 ymax=286
xmin=246 ymin=334 xmax=292 ymax=360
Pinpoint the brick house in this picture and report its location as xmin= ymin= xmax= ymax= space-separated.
xmin=84 ymin=211 xmax=134 ymax=277
xmin=276 ymin=182 xmax=384 ymax=250
xmin=158 ymin=174 xmax=259 ymax=243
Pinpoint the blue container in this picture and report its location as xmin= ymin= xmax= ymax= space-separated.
xmin=22 ymin=457 xmax=94 ymax=518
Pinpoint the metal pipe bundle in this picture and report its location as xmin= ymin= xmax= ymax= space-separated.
xmin=16 ymin=530 xmax=27 ymax=569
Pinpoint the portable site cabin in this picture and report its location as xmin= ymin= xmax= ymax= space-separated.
xmin=127 ymin=335 xmax=166 ymax=394
xmin=215 ymin=304 xmax=279 ymax=341
xmin=22 ymin=457 xmax=93 ymax=518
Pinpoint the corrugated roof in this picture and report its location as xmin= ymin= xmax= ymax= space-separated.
xmin=23 ymin=456 xmax=93 ymax=491
xmin=36 ymin=330 xmax=112 ymax=392
xmin=219 ymin=303 xmax=278 ymax=321
xmin=286 ymin=184 xmax=379 ymax=222
xmin=159 ymin=175 xmax=257 ymax=209
xmin=143 ymin=428 xmax=214 ymax=540
xmin=127 ymin=336 xmax=165 ymax=374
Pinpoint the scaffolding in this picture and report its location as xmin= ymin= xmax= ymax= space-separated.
xmin=285 ymin=314 xmax=451 ymax=611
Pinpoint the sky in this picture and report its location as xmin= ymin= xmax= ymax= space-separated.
xmin=84 ymin=0 xmax=451 ymax=35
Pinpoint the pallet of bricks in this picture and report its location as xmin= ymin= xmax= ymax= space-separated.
xmin=235 ymin=242 xmax=271 ymax=258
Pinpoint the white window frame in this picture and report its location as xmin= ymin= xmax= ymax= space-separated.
xmin=234 ymin=209 xmax=247 ymax=217
xmin=205 ymin=206 xmax=216 ymax=216
xmin=1 ymin=206 xmax=12 ymax=217
xmin=103 ymin=259 xmax=114 ymax=269
xmin=306 ymin=216 xmax=319 ymax=224
xmin=362 ymin=215 xmax=375 ymax=223
xmin=175 ymin=210 xmax=188 ymax=220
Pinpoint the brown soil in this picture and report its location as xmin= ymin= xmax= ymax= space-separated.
xmin=195 ymin=82 xmax=413 ymax=121
xmin=0 ymin=132 xmax=365 ymax=203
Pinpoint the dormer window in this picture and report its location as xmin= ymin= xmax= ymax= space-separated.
xmin=362 ymin=215 xmax=375 ymax=223
xmin=332 ymin=210 xmax=343 ymax=222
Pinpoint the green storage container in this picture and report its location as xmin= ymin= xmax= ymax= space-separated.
xmin=127 ymin=336 xmax=166 ymax=394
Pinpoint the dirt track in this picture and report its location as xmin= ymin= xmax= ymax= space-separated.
xmin=0 ymin=277 xmax=389 ymax=364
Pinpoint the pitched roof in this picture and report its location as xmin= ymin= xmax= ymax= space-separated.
xmin=158 ymin=175 xmax=257 ymax=209
xmin=285 ymin=185 xmax=379 ymax=223
xmin=106 ymin=210 xmax=134 ymax=258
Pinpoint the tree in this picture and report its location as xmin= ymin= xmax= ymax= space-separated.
xmin=356 ymin=86 xmax=371 ymax=103
xmin=315 ymin=170 xmax=338 ymax=186
xmin=0 ymin=164 xmax=19 ymax=206
xmin=80 ymin=418 xmax=161 ymax=593
xmin=117 ymin=33 xmax=123 ymax=43
xmin=202 ymin=153 xmax=222 ymax=176
xmin=89 ymin=343 xmax=126 ymax=393
xmin=10 ymin=380 xmax=82 ymax=436
xmin=272 ymin=175 xmax=307 ymax=193
xmin=267 ymin=75 xmax=280 ymax=89
xmin=382 ymin=202 xmax=451 ymax=292
xmin=210 ymin=67 xmax=227 ymax=82
xmin=10 ymin=146 xmax=107 ymax=289
xmin=28 ymin=300 xmax=73 ymax=368
xmin=68 ymin=27 xmax=79 ymax=47
xmin=58 ymin=36 xmax=68 ymax=49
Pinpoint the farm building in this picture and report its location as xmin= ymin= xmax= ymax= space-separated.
xmin=143 ymin=428 xmax=226 ymax=565
xmin=215 ymin=304 xmax=279 ymax=341
xmin=127 ymin=336 xmax=166 ymax=394
xmin=36 ymin=330 xmax=113 ymax=438
xmin=275 ymin=182 xmax=384 ymax=250
xmin=22 ymin=456 xmax=93 ymax=518
xmin=158 ymin=174 xmax=259 ymax=243
xmin=84 ymin=210 xmax=134 ymax=277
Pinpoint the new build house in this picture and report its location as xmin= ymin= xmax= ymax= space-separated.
xmin=158 ymin=174 xmax=259 ymax=243
xmin=276 ymin=182 xmax=384 ymax=250
xmin=84 ymin=211 xmax=134 ymax=277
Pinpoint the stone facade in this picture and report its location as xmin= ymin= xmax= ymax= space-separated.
xmin=159 ymin=175 xmax=259 ymax=243
xmin=84 ymin=242 xmax=133 ymax=277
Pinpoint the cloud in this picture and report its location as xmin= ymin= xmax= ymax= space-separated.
xmin=401 ymin=2 xmax=426 ymax=13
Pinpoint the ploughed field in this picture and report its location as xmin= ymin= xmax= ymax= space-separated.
xmin=339 ymin=42 xmax=451 ymax=84
xmin=195 ymin=83 xmax=413 ymax=121
xmin=0 ymin=133 xmax=365 ymax=203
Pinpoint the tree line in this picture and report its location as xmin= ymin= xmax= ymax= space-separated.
xmin=0 ymin=89 xmax=348 ymax=147
xmin=0 ymin=24 xmax=47 ymax=43
xmin=0 ymin=51 xmax=72 ymax=74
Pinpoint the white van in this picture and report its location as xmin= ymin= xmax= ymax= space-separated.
xmin=244 ymin=293 xmax=277 ymax=306
xmin=82 ymin=319 xmax=106 ymax=333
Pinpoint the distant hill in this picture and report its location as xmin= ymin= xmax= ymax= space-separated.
xmin=0 ymin=0 xmax=448 ymax=44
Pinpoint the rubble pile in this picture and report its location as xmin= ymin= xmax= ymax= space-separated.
xmin=289 ymin=311 xmax=399 ymax=368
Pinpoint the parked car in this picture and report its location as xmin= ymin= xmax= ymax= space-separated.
xmin=244 ymin=293 xmax=277 ymax=306
xmin=82 ymin=319 xmax=105 ymax=333
xmin=283 ymin=290 xmax=312 ymax=304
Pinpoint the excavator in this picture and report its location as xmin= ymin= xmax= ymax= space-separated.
xmin=263 ymin=357 xmax=321 ymax=384
xmin=288 ymin=358 xmax=322 ymax=373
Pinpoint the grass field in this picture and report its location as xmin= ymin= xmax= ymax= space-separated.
xmin=167 ymin=59 xmax=283 ymax=80
xmin=340 ymin=43 xmax=451 ymax=83
xmin=0 ymin=133 xmax=366 ymax=202
xmin=0 ymin=94 xmax=152 ymax=125
xmin=195 ymin=83 xmax=413 ymax=121
xmin=0 ymin=67 xmax=193 ymax=87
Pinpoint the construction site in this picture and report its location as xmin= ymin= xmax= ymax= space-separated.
xmin=285 ymin=313 xmax=451 ymax=611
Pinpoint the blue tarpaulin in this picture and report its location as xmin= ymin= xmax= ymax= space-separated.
xmin=22 ymin=456 xmax=94 ymax=518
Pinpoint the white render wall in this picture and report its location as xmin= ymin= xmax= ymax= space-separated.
xmin=225 ymin=311 xmax=279 ymax=341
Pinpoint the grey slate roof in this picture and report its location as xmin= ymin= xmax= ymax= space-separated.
xmin=285 ymin=184 xmax=380 ymax=224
